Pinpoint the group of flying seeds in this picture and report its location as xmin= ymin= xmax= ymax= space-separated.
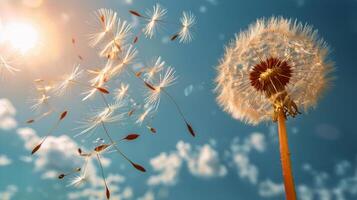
xmin=23 ymin=4 xmax=196 ymax=199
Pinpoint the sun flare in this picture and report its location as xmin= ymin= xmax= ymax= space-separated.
xmin=2 ymin=22 xmax=39 ymax=54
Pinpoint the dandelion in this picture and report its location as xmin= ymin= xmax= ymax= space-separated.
xmin=114 ymin=83 xmax=129 ymax=101
xmin=0 ymin=55 xmax=19 ymax=74
xmin=100 ymin=19 xmax=132 ymax=59
xmin=82 ymin=61 xmax=113 ymax=101
xmin=89 ymin=9 xmax=117 ymax=47
xmin=67 ymin=175 xmax=87 ymax=188
xmin=215 ymin=17 xmax=333 ymax=200
xmin=142 ymin=4 xmax=167 ymax=38
xmin=144 ymin=57 xmax=164 ymax=81
xmin=30 ymin=93 xmax=51 ymax=111
xmin=55 ymin=65 xmax=83 ymax=95
xmin=136 ymin=105 xmax=154 ymax=125
xmin=31 ymin=111 xmax=68 ymax=154
xmin=143 ymin=65 xmax=195 ymax=137
xmin=76 ymin=103 xmax=125 ymax=137
xmin=110 ymin=45 xmax=137 ymax=76
xmin=171 ymin=12 xmax=196 ymax=43
xmin=145 ymin=66 xmax=177 ymax=109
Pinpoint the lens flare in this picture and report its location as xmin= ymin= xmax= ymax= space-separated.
xmin=3 ymin=22 xmax=39 ymax=54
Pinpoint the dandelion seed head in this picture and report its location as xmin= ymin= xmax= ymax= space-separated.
xmin=110 ymin=45 xmax=137 ymax=76
xmin=56 ymin=65 xmax=83 ymax=95
xmin=30 ymin=93 xmax=51 ymax=111
xmin=89 ymin=9 xmax=117 ymax=47
xmin=0 ymin=55 xmax=19 ymax=74
xmin=77 ymin=102 xmax=125 ymax=136
xmin=143 ymin=4 xmax=167 ymax=38
xmin=178 ymin=12 xmax=196 ymax=43
xmin=215 ymin=17 xmax=333 ymax=125
xmin=100 ymin=19 xmax=132 ymax=59
xmin=114 ymin=83 xmax=129 ymax=101
xmin=145 ymin=67 xmax=177 ymax=109
xmin=67 ymin=175 xmax=87 ymax=188
xmin=136 ymin=106 xmax=154 ymax=125
xmin=144 ymin=57 xmax=165 ymax=81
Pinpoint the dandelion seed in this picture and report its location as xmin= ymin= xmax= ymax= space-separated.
xmin=89 ymin=9 xmax=117 ymax=47
xmin=114 ymin=83 xmax=129 ymax=101
xmin=94 ymin=143 xmax=112 ymax=153
xmin=76 ymin=102 xmax=125 ymax=136
xmin=122 ymin=133 xmax=140 ymax=141
xmin=215 ymin=17 xmax=333 ymax=199
xmin=100 ymin=19 xmax=132 ymax=59
xmin=67 ymin=174 xmax=87 ymax=188
xmin=96 ymin=154 xmax=110 ymax=200
xmin=147 ymin=126 xmax=157 ymax=134
xmin=177 ymin=11 xmax=196 ymax=43
xmin=0 ymin=55 xmax=19 ymax=74
xmin=144 ymin=57 xmax=165 ymax=81
xmin=143 ymin=4 xmax=167 ymax=38
xmin=82 ymin=61 xmax=113 ymax=101
xmin=30 ymin=94 xmax=51 ymax=111
xmin=136 ymin=106 xmax=154 ymax=125
xmin=110 ymin=45 xmax=137 ymax=76
xmin=56 ymin=65 xmax=83 ymax=95
xmin=145 ymin=67 xmax=177 ymax=109
xmin=129 ymin=10 xmax=142 ymax=17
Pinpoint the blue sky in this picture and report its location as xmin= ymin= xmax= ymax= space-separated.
xmin=1 ymin=0 xmax=357 ymax=199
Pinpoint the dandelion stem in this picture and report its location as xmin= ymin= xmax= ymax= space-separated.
xmin=161 ymin=88 xmax=187 ymax=124
xmin=277 ymin=108 xmax=296 ymax=200
xmin=100 ymin=93 xmax=111 ymax=109
xmin=96 ymin=154 xmax=110 ymax=199
xmin=100 ymin=122 xmax=132 ymax=164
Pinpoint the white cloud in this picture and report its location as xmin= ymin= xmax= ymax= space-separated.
xmin=232 ymin=153 xmax=258 ymax=184
xmin=335 ymin=160 xmax=351 ymax=176
xmin=0 ymin=185 xmax=18 ymax=200
xmin=148 ymin=141 xmax=227 ymax=187
xmin=178 ymin=142 xmax=227 ymax=178
xmin=0 ymin=155 xmax=12 ymax=166
xmin=137 ymin=191 xmax=155 ymax=200
xmin=0 ymin=116 xmax=17 ymax=130
xmin=249 ymin=133 xmax=266 ymax=152
xmin=148 ymin=152 xmax=182 ymax=186
xmin=258 ymin=179 xmax=284 ymax=198
xmin=0 ymin=99 xmax=16 ymax=116
xmin=15 ymin=126 xmax=132 ymax=200
xmin=229 ymin=132 xmax=266 ymax=185
xmin=0 ymin=99 xmax=17 ymax=130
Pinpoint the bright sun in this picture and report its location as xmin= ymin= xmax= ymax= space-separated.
xmin=2 ymin=22 xmax=39 ymax=54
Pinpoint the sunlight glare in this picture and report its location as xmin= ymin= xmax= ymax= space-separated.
xmin=3 ymin=22 xmax=39 ymax=54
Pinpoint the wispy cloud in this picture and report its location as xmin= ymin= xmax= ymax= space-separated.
xmin=0 ymin=185 xmax=17 ymax=200
xmin=228 ymin=132 xmax=267 ymax=185
xmin=148 ymin=140 xmax=227 ymax=187
xmin=0 ymin=155 xmax=12 ymax=166
xmin=0 ymin=98 xmax=17 ymax=130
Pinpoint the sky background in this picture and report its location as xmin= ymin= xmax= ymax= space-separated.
xmin=1 ymin=0 xmax=357 ymax=199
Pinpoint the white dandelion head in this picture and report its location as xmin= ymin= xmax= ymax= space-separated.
xmin=215 ymin=17 xmax=333 ymax=125
xmin=56 ymin=64 xmax=83 ymax=95
xmin=178 ymin=11 xmax=196 ymax=43
xmin=114 ymin=83 xmax=129 ymax=101
xmin=76 ymin=102 xmax=125 ymax=136
xmin=144 ymin=56 xmax=165 ymax=81
xmin=67 ymin=175 xmax=87 ymax=188
xmin=136 ymin=105 xmax=154 ymax=125
xmin=143 ymin=4 xmax=167 ymax=38
xmin=89 ymin=8 xmax=118 ymax=47
xmin=0 ymin=55 xmax=19 ymax=74
xmin=145 ymin=66 xmax=177 ymax=109
xmin=100 ymin=19 xmax=132 ymax=59
xmin=30 ymin=93 xmax=51 ymax=111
